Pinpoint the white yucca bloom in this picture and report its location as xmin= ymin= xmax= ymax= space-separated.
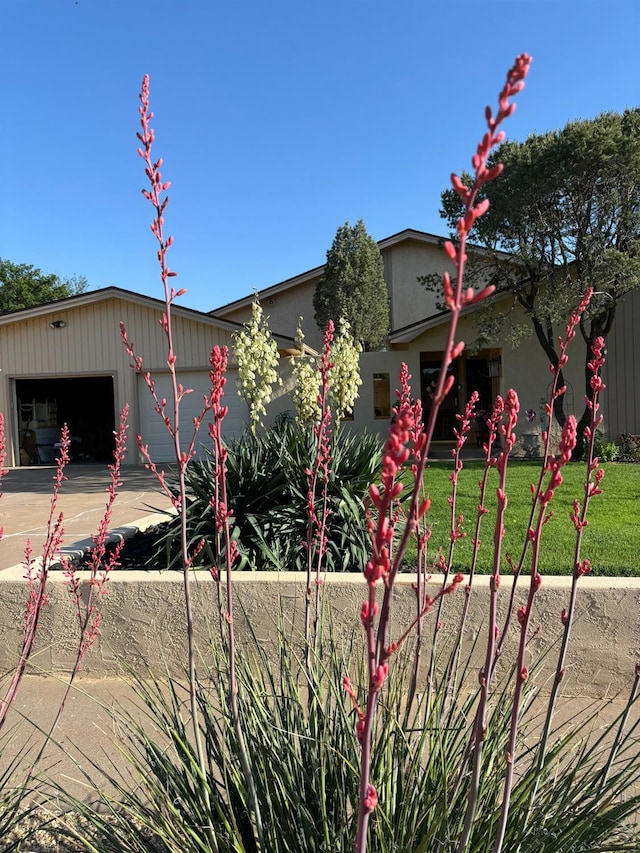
xmin=328 ymin=317 xmax=362 ymax=420
xmin=291 ymin=318 xmax=363 ymax=424
xmin=233 ymin=299 xmax=282 ymax=434
xmin=291 ymin=322 xmax=320 ymax=425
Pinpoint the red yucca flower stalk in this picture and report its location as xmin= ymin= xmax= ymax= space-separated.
xmin=207 ymin=344 xmax=236 ymax=581
xmin=492 ymin=287 xmax=593 ymax=669
xmin=454 ymin=289 xmax=596 ymax=853
xmin=406 ymin=394 xmax=429 ymax=708
xmin=351 ymin=53 xmax=532 ymax=853
xmin=425 ymin=391 xmax=477 ymax=707
xmin=0 ymin=427 xmax=71 ymax=733
xmin=0 ymin=411 xmax=128 ymax=748
xmin=123 ymin=75 xmax=220 ymax=845
xmin=127 ymin=75 xmax=262 ymax=850
xmin=64 ymin=406 xmax=129 ymax=665
xmin=304 ymin=319 xmax=334 ymax=655
xmin=458 ymin=394 xmax=503 ymax=629
xmin=352 ymin=365 xmax=461 ymax=852
xmin=207 ymin=344 xmax=264 ymax=846
xmin=458 ymin=388 xmax=520 ymax=850
xmin=489 ymin=412 xmax=576 ymax=853
xmin=514 ymin=332 xmax=608 ymax=830
xmin=31 ymin=408 xmax=131 ymax=755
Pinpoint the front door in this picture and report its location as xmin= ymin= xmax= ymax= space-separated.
xmin=420 ymin=356 xmax=458 ymax=441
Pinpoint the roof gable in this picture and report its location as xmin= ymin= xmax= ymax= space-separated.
xmin=0 ymin=285 xmax=298 ymax=348
xmin=210 ymin=227 xmax=515 ymax=321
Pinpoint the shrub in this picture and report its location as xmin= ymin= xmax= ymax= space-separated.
xmin=593 ymin=429 xmax=620 ymax=462
xmin=153 ymin=420 xmax=383 ymax=573
xmin=62 ymin=627 xmax=640 ymax=853
xmin=618 ymin=433 xmax=640 ymax=463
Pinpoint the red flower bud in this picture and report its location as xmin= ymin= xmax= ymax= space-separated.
xmin=364 ymin=784 xmax=378 ymax=812
xmin=484 ymin=163 xmax=504 ymax=182
xmin=443 ymin=241 xmax=457 ymax=261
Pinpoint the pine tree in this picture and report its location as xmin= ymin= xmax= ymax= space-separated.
xmin=313 ymin=220 xmax=390 ymax=351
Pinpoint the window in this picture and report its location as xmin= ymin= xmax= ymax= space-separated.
xmin=373 ymin=373 xmax=391 ymax=418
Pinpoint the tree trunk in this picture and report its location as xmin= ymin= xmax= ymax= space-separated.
xmin=530 ymin=313 xmax=567 ymax=428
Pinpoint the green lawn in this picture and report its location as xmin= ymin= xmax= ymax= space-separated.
xmin=403 ymin=460 xmax=640 ymax=577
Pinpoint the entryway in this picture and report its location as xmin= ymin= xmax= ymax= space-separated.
xmin=15 ymin=376 xmax=116 ymax=465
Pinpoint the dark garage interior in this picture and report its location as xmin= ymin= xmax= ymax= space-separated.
xmin=16 ymin=376 xmax=116 ymax=465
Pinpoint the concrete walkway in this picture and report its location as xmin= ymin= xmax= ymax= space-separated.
xmin=0 ymin=464 xmax=174 ymax=571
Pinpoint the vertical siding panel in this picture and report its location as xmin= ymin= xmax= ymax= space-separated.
xmin=622 ymin=289 xmax=635 ymax=435
xmin=0 ymin=295 xmax=255 ymax=466
xmin=616 ymin=311 xmax=625 ymax=437
xmin=632 ymin=289 xmax=640 ymax=433
xmin=75 ymin=307 xmax=85 ymax=368
xmin=28 ymin=322 xmax=38 ymax=372
xmin=28 ymin=322 xmax=35 ymax=372
xmin=147 ymin=303 xmax=164 ymax=367
xmin=86 ymin=303 xmax=97 ymax=370
xmin=604 ymin=307 xmax=619 ymax=438
xmin=174 ymin=316 xmax=186 ymax=364
xmin=605 ymin=286 xmax=640 ymax=438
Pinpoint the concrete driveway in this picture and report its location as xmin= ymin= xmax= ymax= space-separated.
xmin=0 ymin=464 xmax=174 ymax=571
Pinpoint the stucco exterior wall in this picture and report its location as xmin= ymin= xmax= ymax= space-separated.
xmin=0 ymin=567 xmax=637 ymax=698
xmin=218 ymin=279 xmax=322 ymax=350
xmin=216 ymin=236 xmax=453 ymax=353
xmin=384 ymin=239 xmax=452 ymax=331
xmin=341 ymin=301 xmax=589 ymax=444
xmin=444 ymin=303 xmax=588 ymax=430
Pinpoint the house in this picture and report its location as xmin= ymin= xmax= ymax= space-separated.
xmin=215 ymin=229 xmax=450 ymax=352
xmin=214 ymin=228 xmax=640 ymax=448
xmin=1 ymin=231 xmax=636 ymax=469
xmin=0 ymin=287 xmax=299 ymax=467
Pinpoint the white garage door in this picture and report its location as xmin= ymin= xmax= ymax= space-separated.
xmin=137 ymin=370 xmax=248 ymax=463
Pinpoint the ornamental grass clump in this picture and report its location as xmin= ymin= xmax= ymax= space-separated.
xmin=52 ymin=56 xmax=640 ymax=853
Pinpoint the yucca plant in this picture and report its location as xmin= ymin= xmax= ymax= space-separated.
xmin=151 ymin=420 xmax=383 ymax=573
xmin=57 ymin=618 xmax=640 ymax=853
xmin=0 ymin=741 xmax=42 ymax=853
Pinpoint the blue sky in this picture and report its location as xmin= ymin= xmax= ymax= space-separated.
xmin=1 ymin=0 xmax=638 ymax=314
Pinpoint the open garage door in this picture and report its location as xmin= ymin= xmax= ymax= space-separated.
xmin=16 ymin=376 xmax=116 ymax=466
xmin=138 ymin=370 xmax=248 ymax=463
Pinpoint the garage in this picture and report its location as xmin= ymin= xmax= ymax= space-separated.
xmin=137 ymin=370 xmax=249 ymax=463
xmin=16 ymin=376 xmax=116 ymax=465
xmin=0 ymin=287 xmax=296 ymax=468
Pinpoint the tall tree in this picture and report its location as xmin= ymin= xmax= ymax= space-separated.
xmin=313 ymin=220 xmax=390 ymax=351
xmin=0 ymin=259 xmax=87 ymax=313
xmin=432 ymin=109 xmax=640 ymax=451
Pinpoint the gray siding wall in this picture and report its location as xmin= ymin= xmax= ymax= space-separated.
xmin=603 ymin=287 xmax=640 ymax=439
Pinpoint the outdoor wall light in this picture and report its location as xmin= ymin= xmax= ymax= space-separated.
xmin=49 ymin=320 xmax=67 ymax=329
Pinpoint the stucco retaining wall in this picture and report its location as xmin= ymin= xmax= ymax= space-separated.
xmin=1 ymin=569 xmax=638 ymax=699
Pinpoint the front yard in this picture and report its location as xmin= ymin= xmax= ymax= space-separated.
xmin=407 ymin=460 xmax=640 ymax=576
